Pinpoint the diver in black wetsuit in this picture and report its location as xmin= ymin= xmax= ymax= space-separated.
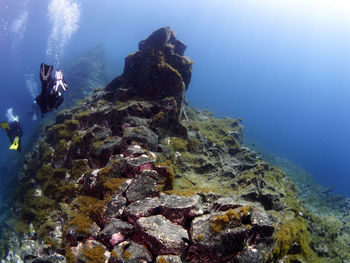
xmin=28 ymin=100 xmax=41 ymax=121
xmin=0 ymin=108 xmax=23 ymax=152
xmin=35 ymin=63 xmax=68 ymax=117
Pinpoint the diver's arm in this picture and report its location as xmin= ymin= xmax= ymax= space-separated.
xmin=52 ymin=70 xmax=68 ymax=93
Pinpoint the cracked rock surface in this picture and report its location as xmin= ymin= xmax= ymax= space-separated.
xmin=1 ymin=26 xmax=349 ymax=263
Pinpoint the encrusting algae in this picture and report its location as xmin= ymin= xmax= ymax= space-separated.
xmin=210 ymin=206 xmax=252 ymax=232
xmin=1 ymin=26 xmax=349 ymax=263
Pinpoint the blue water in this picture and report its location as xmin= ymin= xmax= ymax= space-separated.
xmin=0 ymin=0 xmax=349 ymax=201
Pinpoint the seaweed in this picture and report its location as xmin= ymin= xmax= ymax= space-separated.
xmin=210 ymin=206 xmax=252 ymax=233
xmin=270 ymin=216 xmax=319 ymax=262
xmin=81 ymin=244 xmax=106 ymax=263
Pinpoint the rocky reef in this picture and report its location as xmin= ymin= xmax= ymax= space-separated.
xmin=0 ymin=27 xmax=349 ymax=263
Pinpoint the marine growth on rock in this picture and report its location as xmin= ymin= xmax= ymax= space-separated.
xmin=1 ymin=26 xmax=349 ymax=263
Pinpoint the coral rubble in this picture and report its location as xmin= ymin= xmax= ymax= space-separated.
xmin=0 ymin=27 xmax=349 ymax=263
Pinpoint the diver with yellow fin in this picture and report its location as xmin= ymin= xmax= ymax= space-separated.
xmin=0 ymin=108 xmax=23 ymax=152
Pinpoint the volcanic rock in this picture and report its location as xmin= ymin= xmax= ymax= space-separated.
xmin=135 ymin=215 xmax=188 ymax=255
xmin=159 ymin=193 xmax=203 ymax=226
xmin=76 ymin=240 xmax=109 ymax=263
xmin=103 ymin=194 xmax=127 ymax=219
xmin=125 ymin=175 xmax=158 ymax=202
xmin=155 ymin=255 xmax=183 ymax=263
xmin=110 ymin=240 xmax=152 ymax=263
xmin=65 ymin=221 xmax=100 ymax=246
xmin=1 ymin=26 xmax=341 ymax=263
xmin=122 ymin=126 xmax=158 ymax=151
xmin=105 ymin=27 xmax=192 ymax=125
xmin=98 ymin=218 xmax=134 ymax=248
xmin=124 ymin=197 xmax=161 ymax=224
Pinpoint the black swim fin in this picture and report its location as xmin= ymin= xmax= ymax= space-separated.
xmin=40 ymin=63 xmax=53 ymax=85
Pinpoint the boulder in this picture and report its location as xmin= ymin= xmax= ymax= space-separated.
xmin=124 ymin=154 xmax=155 ymax=177
xmin=122 ymin=126 xmax=158 ymax=151
xmin=250 ymin=208 xmax=274 ymax=237
xmin=65 ymin=221 xmax=100 ymax=246
xmin=103 ymin=194 xmax=127 ymax=219
xmin=110 ymin=240 xmax=152 ymax=263
xmin=240 ymin=186 xmax=284 ymax=211
xmin=159 ymin=193 xmax=203 ymax=226
xmin=135 ymin=215 xmax=188 ymax=255
xmin=125 ymin=175 xmax=158 ymax=202
xmin=98 ymin=218 xmax=134 ymax=248
xmin=188 ymin=209 xmax=251 ymax=262
xmin=89 ymin=137 xmax=122 ymax=168
xmin=124 ymin=197 xmax=161 ymax=224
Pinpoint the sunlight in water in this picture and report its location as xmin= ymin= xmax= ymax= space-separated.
xmin=25 ymin=73 xmax=39 ymax=100
xmin=256 ymin=0 xmax=350 ymax=23
xmin=46 ymin=0 xmax=81 ymax=67
xmin=10 ymin=10 xmax=28 ymax=37
xmin=9 ymin=1 xmax=29 ymax=51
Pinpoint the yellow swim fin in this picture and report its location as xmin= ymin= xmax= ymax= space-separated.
xmin=0 ymin=121 xmax=9 ymax=131
xmin=9 ymin=136 xmax=19 ymax=150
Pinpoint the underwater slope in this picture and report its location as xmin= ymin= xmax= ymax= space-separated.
xmin=1 ymin=27 xmax=349 ymax=263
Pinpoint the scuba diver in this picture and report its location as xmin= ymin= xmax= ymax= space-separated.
xmin=0 ymin=108 xmax=23 ymax=152
xmin=35 ymin=63 xmax=68 ymax=117
xmin=27 ymin=100 xmax=41 ymax=121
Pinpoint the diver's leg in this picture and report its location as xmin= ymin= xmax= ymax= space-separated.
xmin=54 ymin=95 xmax=64 ymax=109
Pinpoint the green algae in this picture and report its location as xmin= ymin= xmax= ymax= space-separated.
xmin=18 ymin=189 xmax=56 ymax=237
xmin=64 ymin=195 xmax=107 ymax=237
xmin=53 ymin=140 xmax=69 ymax=161
xmin=82 ymin=245 xmax=106 ymax=263
xmin=65 ymin=246 xmax=76 ymax=263
xmin=168 ymin=137 xmax=188 ymax=152
xmin=36 ymin=165 xmax=55 ymax=183
xmin=66 ymin=213 xmax=93 ymax=234
xmin=96 ymin=166 xmax=126 ymax=192
xmin=103 ymin=177 xmax=126 ymax=191
xmin=75 ymin=109 xmax=93 ymax=124
xmin=57 ymin=183 xmax=79 ymax=202
xmin=47 ymin=123 xmax=71 ymax=142
xmin=5 ymin=90 xmax=349 ymax=263
xmin=71 ymin=159 xmax=90 ymax=180
xmin=65 ymin=119 xmax=80 ymax=130
xmin=271 ymin=216 xmax=320 ymax=263
xmin=210 ymin=206 xmax=252 ymax=233
xmin=39 ymin=141 xmax=54 ymax=163
xmin=190 ymin=117 xmax=241 ymax=151
xmin=75 ymin=195 xmax=106 ymax=220
xmin=309 ymin=214 xmax=350 ymax=261
xmin=155 ymin=160 xmax=176 ymax=190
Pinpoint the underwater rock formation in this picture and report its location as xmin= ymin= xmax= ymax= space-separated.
xmin=105 ymin=27 xmax=193 ymax=129
xmin=0 ymin=26 xmax=349 ymax=263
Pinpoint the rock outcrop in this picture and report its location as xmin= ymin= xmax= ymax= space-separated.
xmin=1 ymin=26 xmax=349 ymax=263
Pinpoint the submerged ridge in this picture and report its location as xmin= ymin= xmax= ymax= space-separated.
xmin=0 ymin=27 xmax=349 ymax=263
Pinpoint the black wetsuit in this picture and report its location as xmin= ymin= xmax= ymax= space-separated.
xmin=28 ymin=102 xmax=41 ymax=119
xmin=35 ymin=65 xmax=65 ymax=117
xmin=35 ymin=79 xmax=64 ymax=116
xmin=6 ymin=121 xmax=23 ymax=152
